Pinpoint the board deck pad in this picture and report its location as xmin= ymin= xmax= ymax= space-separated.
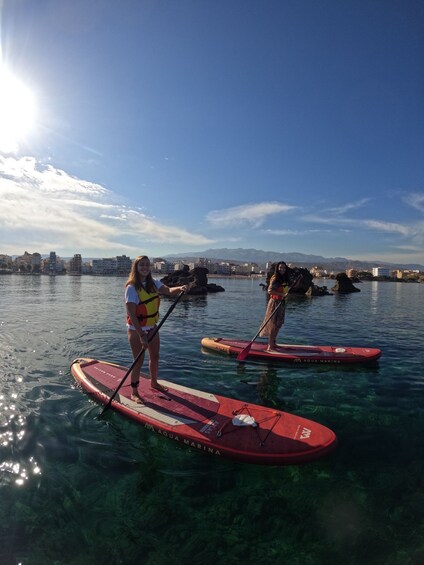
xmin=201 ymin=337 xmax=381 ymax=364
xmin=71 ymin=358 xmax=337 ymax=466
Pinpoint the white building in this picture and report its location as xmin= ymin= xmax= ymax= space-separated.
xmin=232 ymin=263 xmax=258 ymax=275
xmin=372 ymin=267 xmax=391 ymax=277
xmin=91 ymin=256 xmax=132 ymax=275
xmin=216 ymin=262 xmax=231 ymax=275
xmin=154 ymin=261 xmax=173 ymax=274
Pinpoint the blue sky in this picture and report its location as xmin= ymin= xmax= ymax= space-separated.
xmin=0 ymin=0 xmax=423 ymax=265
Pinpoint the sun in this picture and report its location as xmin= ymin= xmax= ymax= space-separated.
xmin=0 ymin=68 xmax=37 ymax=153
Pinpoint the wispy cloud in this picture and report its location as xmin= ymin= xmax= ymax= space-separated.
xmin=263 ymin=228 xmax=335 ymax=236
xmin=394 ymin=245 xmax=424 ymax=252
xmin=360 ymin=219 xmax=411 ymax=236
xmin=325 ymin=198 xmax=371 ymax=215
xmin=302 ymin=194 xmax=424 ymax=256
xmin=303 ymin=213 xmax=415 ymax=236
xmin=0 ymin=155 xmax=213 ymax=255
xmin=124 ymin=213 xmax=213 ymax=245
xmin=206 ymin=201 xmax=296 ymax=228
xmin=263 ymin=229 xmax=302 ymax=236
xmin=403 ymin=192 xmax=424 ymax=213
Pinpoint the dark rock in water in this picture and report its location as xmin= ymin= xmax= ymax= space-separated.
xmin=331 ymin=272 xmax=361 ymax=293
xmin=206 ymin=283 xmax=225 ymax=293
xmin=160 ymin=265 xmax=225 ymax=294
xmin=192 ymin=266 xmax=208 ymax=286
xmin=305 ymin=284 xmax=333 ymax=297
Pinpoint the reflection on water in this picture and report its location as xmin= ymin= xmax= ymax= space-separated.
xmin=0 ymin=395 xmax=41 ymax=486
xmin=0 ymin=275 xmax=423 ymax=563
xmin=370 ymin=280 xmax=379 ymax=312
xmin=255 ymin=366 xmax=280 ymax=406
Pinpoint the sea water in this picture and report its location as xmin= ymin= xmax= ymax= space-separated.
xmin=0 ymin=275 xmax=423 ymax=564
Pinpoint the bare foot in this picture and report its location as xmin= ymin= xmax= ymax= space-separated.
xmin=131 ymin=390 xmax=144 ymax=404
xmin=151 ymin=383 xmax=168 ymax=393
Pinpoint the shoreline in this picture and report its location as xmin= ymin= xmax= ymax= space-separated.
xmin=206 ymin=274 xmax=265 ymax=279
xmin=1 ymin=272 xmax=422 ymax=283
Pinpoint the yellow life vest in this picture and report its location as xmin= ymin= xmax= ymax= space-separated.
xmin=127 ymin=286 xmax=160 ymax=327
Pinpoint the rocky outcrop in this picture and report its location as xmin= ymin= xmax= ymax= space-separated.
xmin=331 ymin=272 xmax=360 ymax=293
xmin=160 ymin=265 xmax=225 ymax=295
xmin=305 ymin=284 xmax=333 ymax=297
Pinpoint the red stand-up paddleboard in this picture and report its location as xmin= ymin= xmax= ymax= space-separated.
xmin=71 ymin=358 xmax=337 ymax=466
xmin=201 ymin=337 xmax=381 ymax=364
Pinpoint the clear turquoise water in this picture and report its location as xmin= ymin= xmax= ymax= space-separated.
xmin=0 ymin=275 xmax=423 ymax=564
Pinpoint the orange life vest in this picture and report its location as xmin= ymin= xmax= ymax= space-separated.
xmin=269 ymin=282 xmax=289 ymax=301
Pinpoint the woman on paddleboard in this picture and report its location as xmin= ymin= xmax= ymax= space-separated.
xmin=125 ymin=255 xmax=189 ymax=404
xmin=259 ymin=261 xmax=291 ymax=352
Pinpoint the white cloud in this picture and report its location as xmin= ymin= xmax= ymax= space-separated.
xmin=301 ymin=195 xmax=424 ymax=260
xmin=0 ymin=155 xmax=213 ymax=255
xmin=394 ymin=245 xmax=423 ymax=252
xmin=360 ymin=219 xmax=411 ymax=236
xmin=304 ymin=213 xmax=414 ymax=236
xmin=263 ymin=229 xmax=302 ymax=236
xmin=263 ymin=228 xmax=335 ymax=236
xmin=403 ymin=192 xmax=424 ymax=213
xmin=325 ymin=198 xmax=371 ymax=215
xmin=124 ymin=213 xmax=213 ymax=245
xmin=206 ymin=201 xmax=296 ymax=228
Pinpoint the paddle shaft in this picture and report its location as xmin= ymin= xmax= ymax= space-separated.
xmin=99 ymin=290 xmax=185 ymax=417
xmin=237 ymin=275 xmax=301 ymax=361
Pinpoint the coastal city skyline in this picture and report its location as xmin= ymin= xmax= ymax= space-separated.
xmin=2 ymin=247 xmax=423 ymax=275
xmin=1 ymin=1 xmax=423 ymax=265
xmin=2 ymin=248 xmax=423 ymax=284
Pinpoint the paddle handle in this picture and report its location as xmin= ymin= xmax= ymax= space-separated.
xmin=99 ymin=290 xmax=185 ymax=417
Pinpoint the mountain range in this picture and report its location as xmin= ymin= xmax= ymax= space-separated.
xmin=164 ymin=248 xmax=424 ymax=271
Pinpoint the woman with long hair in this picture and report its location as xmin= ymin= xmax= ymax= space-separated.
xmin=125 ymin=255 xmax=189 ymax=403
xmin=259 ymin=261 xmax=291 ymax=352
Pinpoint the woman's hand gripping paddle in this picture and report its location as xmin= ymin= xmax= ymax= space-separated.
xmin=98 ymin=290 xmax=185 ymax=418
xmin=236 ymin=275 xmax=302 ymax=362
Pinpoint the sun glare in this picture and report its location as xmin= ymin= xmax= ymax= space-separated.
xmin=0 ymin=68 xmax=37 ymax=153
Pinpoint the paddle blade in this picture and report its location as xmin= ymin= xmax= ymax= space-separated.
xmin=237 ymin=343 xmax=252 ymax=361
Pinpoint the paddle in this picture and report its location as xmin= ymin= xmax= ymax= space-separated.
xmin=99 ymin=289 xmax=185 ymax=417
xmin=237 ymin=275 xmax=301 ymax=362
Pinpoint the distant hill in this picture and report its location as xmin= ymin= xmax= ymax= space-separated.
xmin=164 ymin=248 xmax=424 ymax=271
